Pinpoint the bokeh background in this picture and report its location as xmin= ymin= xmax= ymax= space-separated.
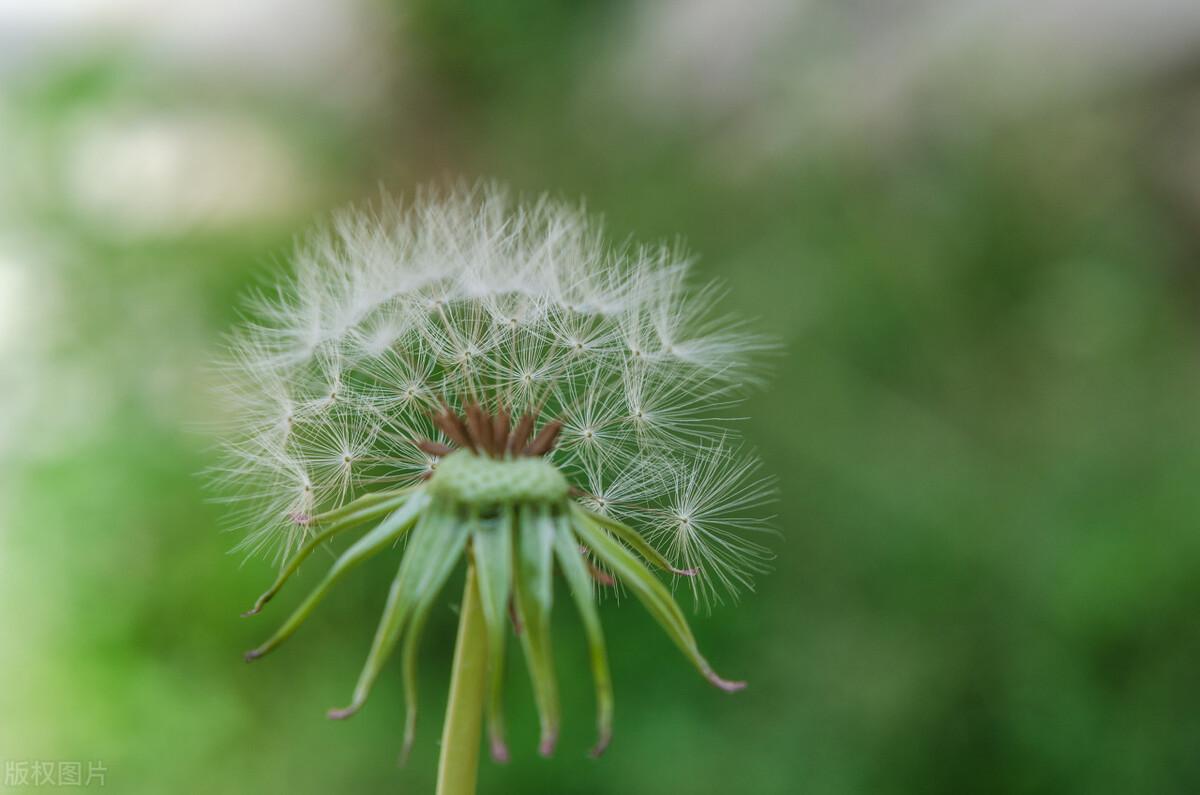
xmin=4 ymin=1 xmax=1200 ymax=793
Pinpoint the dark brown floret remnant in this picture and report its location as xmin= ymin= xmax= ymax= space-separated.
xmin=416 ymin=402 xmax=562 ymax=460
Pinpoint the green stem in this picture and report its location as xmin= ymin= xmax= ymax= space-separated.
xmin=436 ymin=560 xmax=488 ymax=795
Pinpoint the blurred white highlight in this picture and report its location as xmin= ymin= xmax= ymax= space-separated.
xmin=0 ymin=254 xmax=27 ymax=353
xmin=0 ymin=0 xmax=391 ymax=109
xmin=67 ymin=112 xmax=307 ymax=234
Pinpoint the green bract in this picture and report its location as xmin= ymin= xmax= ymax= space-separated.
xmin=243 ymin=443 xmax=744 ymax=763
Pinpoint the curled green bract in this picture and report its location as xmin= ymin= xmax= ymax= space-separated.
xmin=242 ymin=448 xmax=743 ymax=764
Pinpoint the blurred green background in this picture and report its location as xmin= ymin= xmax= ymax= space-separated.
xmin=3 ymin=1 xmax=1200 ymax=793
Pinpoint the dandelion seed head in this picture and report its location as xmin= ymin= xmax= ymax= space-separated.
xmin=215 ymin=183 xmax=774 ymax=604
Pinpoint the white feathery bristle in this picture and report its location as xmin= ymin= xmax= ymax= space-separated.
xmin=214 ymin=183 xmax=773 ymax=605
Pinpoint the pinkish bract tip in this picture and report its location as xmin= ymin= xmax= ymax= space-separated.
xmin=490 ymin=737 xmax=510 ymax=764
xmin=243 ymin=649 xmax=263 ymax=662
xmin=671 ymin=566 xmax=700 ymax=577
xmin=706 ymin=670 xmax=747 ymax=692
xmin=326 ymin=705 xmax=359 ymax=720
xmin=538 ymin=731 xmax=559 ymax=758
xmin=589 ymin=733 xmax=612 ymax=759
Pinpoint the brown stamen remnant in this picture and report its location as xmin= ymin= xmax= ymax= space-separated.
xmin=491 ymin=407 xmax=510 ymax=454
xmin=434 ymin=405 xmax=475 ymax=452
xmin=523 ymin=420 xmax=562 ymax=456
xmin=506 ymin=413 xmax=535 ymax=455
xmin=508 ymin=596 xmax=523 ymax=635
xmin=579 ymin=544 xmax=616 ymax=586
xmin=417 ymin=440 xmax=455 ymax=457
xmin=464 ymin=402 xmax=494 ymax=455
xmin=417 ymin=402 xmax=563 ymax=461
xmin=587 ymin=560 xmax=616 ymax=587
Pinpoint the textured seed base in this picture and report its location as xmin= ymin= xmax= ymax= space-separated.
xmin=427 ymin=450 xmax=569 ymax=507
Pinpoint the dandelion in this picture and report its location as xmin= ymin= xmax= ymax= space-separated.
xmin=215 ymin=184 xmax=774 ymax=793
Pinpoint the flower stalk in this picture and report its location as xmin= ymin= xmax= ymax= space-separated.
xmin=436 ymin=560 xmax=488 ymax=795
